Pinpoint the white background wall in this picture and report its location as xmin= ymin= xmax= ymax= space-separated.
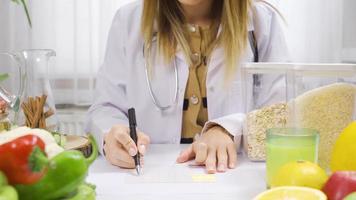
xmin=0 ymin=0 xmax=355 ymax=134
xmin=342 ymin=0 xmax=356 ymax=62
xmin=0 ymin=0 xmax=135 ymax=106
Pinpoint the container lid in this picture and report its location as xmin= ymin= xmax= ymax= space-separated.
xmin=242 ymin=63 xmax=356 ymax=76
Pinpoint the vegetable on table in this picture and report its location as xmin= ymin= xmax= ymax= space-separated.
xmin=0 ymin=171 xmax=18 ymax=200
xmin=0 ymin=135 xmax=46 ymax=185
xmin=0 ymin=126 xmax=64 ymax=158
xmin=16 ymin=135 xmax=98 ymax=200
xmin=64 ymin=183 xmax=96 ymax=200
xmin=0 ymin=185 xmax=18 ymax=200
xmin=0 ymin=172 xmax=7 ymax=187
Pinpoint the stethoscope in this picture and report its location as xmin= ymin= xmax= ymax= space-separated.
xmin=143 ymin=31 xmax=258 ymax=111
xmin=143 ymin=36 xmax=179 ymax=111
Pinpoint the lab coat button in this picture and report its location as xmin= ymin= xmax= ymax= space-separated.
xmin=188 ymin=25 xmax=196 ymax=33
xmin=192 ymin=53 xmax=200 ymax=63
xmin=190 ymin=95 xmax=199 ymax=105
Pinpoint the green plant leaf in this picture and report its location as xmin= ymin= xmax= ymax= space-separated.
xmin=20 ymin=0 xmax=32 ymax=28
xmin=0 ymin=73 xmax=9 ymax=82
xmin=11 ymin=0 xmax=21 ymax=4
xmin=10 ymin=0 xmax=32 ymax=28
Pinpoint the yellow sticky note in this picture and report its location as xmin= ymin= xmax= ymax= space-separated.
xmin=191 ymin=174 xmax=216 ymax=182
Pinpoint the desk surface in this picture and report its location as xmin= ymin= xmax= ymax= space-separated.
xmin=88 ymin=145 xmax=266 ymax=200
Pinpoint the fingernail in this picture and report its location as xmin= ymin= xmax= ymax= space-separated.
xmin=218 ymin=164 xmax=226 ymax=172
xmin=207 ymin=168 xmax=216 ymax=174
xmin=129 ymin=147 xmax=136 ymax=156
xmin=139 ymin=144 xmax=146 ymax=154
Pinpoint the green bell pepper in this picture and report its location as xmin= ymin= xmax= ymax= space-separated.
xmin=0 ymin=171 xmax=18 ymax=200
xmin=65 ymin=183 xmax=96 ymax=200
xmin=0 ymin=172 xmax=7 ymax=187
xmin=0 ymin=186 xmax=18 ymax=200
xmin=15 ymin=135 xmax=98 ymax=200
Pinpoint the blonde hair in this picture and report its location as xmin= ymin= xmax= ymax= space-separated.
xmin=141 ymin=0 xmax=252 ymax=77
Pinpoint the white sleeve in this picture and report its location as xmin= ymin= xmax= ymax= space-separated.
xmin=202 ymin=2 xmax=289 ymax=149
xmin=253 ymin=2 xmax=289 ymax=108
xmin=85 ymin=10 xmax=129 ymax=155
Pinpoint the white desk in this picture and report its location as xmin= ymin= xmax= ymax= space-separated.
xmin=88 ymin=145 xmax=267 ymax=200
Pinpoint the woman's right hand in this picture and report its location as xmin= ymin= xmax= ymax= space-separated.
xmin=103 ymin=124 xmax=150 ymax=168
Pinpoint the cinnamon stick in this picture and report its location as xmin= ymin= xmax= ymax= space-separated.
xmin=21 ymin=94 xmax=53 ymax=130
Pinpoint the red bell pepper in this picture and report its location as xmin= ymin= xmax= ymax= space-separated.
xmin=0 ymin=135 xmax=47 ymax=185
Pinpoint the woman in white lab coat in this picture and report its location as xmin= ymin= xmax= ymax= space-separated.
xmin=86 ymin=0 xmax=287 ymax=173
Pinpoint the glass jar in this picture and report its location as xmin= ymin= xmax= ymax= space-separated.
xmin=242 ymin=63 xmax=356 ymax=171
xmin=20 ymin=50 xmax=59 ymax=131
xmin=0 ymin=49 xmax=59 ymax=131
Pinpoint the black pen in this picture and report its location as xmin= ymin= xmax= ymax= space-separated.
xmin=128 ymin=108 xmax=141 ymax=175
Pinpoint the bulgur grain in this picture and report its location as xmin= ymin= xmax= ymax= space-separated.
xmin=288 ymin=83 xmax=356 ymax=170
xmin=243 ymin=103 xmax=288 ymax=161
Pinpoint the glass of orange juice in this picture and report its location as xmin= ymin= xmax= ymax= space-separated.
xmin=266 ymin=128 xmax=319 ymax=188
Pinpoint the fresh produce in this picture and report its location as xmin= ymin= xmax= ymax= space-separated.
xmin=65 ymin=183 xmax=96 ymax=200
xmin=0 ymin=172 xmax=6 ymax=187
xmin=0 ymin=171 xmax=18 ymax=200
xmin=253 ymin=186 xmax=327 ymax=200
xmin=271 ymin=160 xmax=328 ymax=189
xmin=15 ymin=135 xmax=98 ymax=200
xmin=0 ymin=185 xmax=18 ymax=200
xmin=0 ymin=135 xmax=46 ymax=185
xmin=345 ymin=192 xmax=356 ymax=200
xmin=0 ymin=126 xmax=64 ymax=158
xmin=322 ymin=171 xmax=356 ymax=200
xmin=330 ymin=122 xmax=356 ymax=172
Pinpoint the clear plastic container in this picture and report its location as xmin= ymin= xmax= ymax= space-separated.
xmin=241 ymin=63 xmax=356 ymax=170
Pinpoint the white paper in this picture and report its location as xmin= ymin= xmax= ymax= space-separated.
xmin=125 ymin=165 xmax=216 ymax=184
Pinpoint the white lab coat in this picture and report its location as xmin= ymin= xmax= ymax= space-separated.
xmin=85 ymin=0 xmax=288 ymax=154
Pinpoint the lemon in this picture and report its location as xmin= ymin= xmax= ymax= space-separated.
xmin=254 ymin=186 xmax=327 ymax=200
xmin=271 ymin=160 xmax=328 ymax=189
xmin=330 ymin=121 xmax=356 ymax=172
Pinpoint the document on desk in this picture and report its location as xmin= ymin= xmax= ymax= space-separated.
xmin=125 ymin=164 xmax=216 ymax=184
xmin=88 ymin=148 xmax=267 ymax=199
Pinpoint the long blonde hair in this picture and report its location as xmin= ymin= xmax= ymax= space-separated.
xmin=141 ymin=0 xmax=252 ymax=76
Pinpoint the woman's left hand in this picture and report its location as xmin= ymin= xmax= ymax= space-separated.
xmin=176 ymin=126 xmax=237 ymax=174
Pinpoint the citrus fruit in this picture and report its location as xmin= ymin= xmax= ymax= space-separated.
xmin=330 ymin=121 xmax=356 ymax=172
xmin=271 ymin=160 xmax=328 ymax=189
xmin=345 ymin=192 xmax=356 ymax=200
xmin=253 ymin=186 xmax=327 ymax=200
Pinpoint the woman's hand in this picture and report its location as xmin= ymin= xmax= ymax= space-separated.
xmin=176 ymin=126 xmax=237 ymax=174
xmin=103 ymin=124 xmax=150 ymax=168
